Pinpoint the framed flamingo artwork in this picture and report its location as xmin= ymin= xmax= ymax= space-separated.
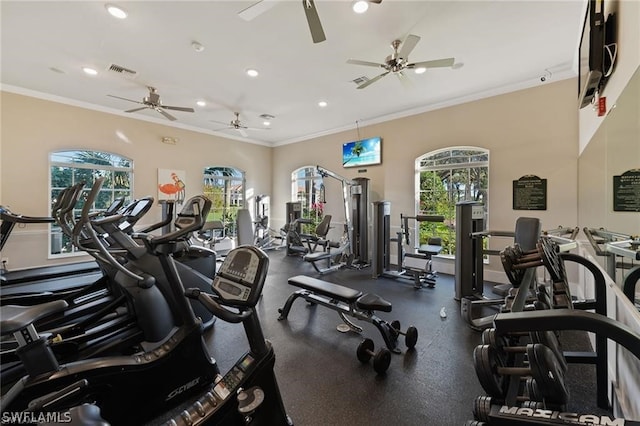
xmin=158 ymin=169 xmax=186 ymax=203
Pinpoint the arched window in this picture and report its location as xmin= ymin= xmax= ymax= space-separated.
xmin=203 ymin=166 xmax=245 ymax=237
xmin=415 ymin=147 xmax=489 ymax=255
xmin=50 ymin=150 xmax=133 ymax=256
xmin=291 ymin=166 xmax=324 ymax=229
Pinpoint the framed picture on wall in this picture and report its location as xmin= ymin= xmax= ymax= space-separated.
xmin=158 ymin=169 xmax=186 ymax=203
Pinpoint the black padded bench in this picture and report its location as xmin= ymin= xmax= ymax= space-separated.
xmin=278 ymin=275 xmax=413 ymax=353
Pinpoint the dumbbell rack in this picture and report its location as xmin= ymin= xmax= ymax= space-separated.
xmin=469 ymin=310 xmax=640 ymax=425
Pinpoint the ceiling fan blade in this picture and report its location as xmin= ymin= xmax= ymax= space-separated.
xmin=398 ymin=34 xmax=420 ymax=59
xmin=357 ymin=71 xmax=390 ymax=89
xmin=162 ymin=105 xmax=195 ymax=113
xmin=347 ymin=59 xmax=385 ymax=68
xmin=302 ymin=0 xmax=326 ymax=43
xmin=212 ymin=126 xmax=233 ymax=132
xmin=238 ymin=0 xmax=279 ymax=21
xmin=246 ymin=126 xmax=271 ymax=131
xmin=108 ymin=94 xmax=143 ymax=104
xmin=408 ymin=58 xmax=455 ymax=69
xmin=396 ymin=71 xmax=414 ymax=89
xmin=124 ymin=107 xmax=149 ymax=113
xmin=210 ymin=120 xmax=231 ymax=126
xmin=236 ymin=128 xmax=249 ymax=138
xmin=369 ymin=0 xmax=382 ymax=3
xmin=155 ymin=108 xmax=177 ymax=121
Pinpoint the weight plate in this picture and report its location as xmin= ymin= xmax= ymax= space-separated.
xmin=473 ymin=395 xmax=492 ymax=422
xmin=356 ymin=338 xmax=374 ymax=363
xmin=527 ymin=344 xmax=569 ymax=404
xmin=525 ymin=377 xmax=541 ymax=401
xmin=405 ymin=326 xmax=418 ymax=349
xmin=473 ymin=344 xmax=505 ymax=398
xmin=373 ymin=348 xmax=391 ymax=374
xmin=530 ymin=331 xmax=567 ymax=373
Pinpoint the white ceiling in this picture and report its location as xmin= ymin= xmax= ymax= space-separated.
xmin=1 ymin=1 xmax=586 ymax=146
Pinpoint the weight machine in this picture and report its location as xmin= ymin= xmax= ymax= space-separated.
xmin=371 ymin=200 xmax=444 ymax=288
xmin=300 ymin=166 xmax=369 ymax=273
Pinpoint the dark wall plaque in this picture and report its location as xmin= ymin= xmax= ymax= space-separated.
xmin=613 ymin=169 xmax=640 ymax=212
xmin=513 ymin=175 xmax=547 ymax=210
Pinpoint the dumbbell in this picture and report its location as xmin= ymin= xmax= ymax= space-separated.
xmin=473 ymin=343 xmax=569 ymax=405
xmin=482 ymin=329 xmax=567 ymax=374
xmin=389 ymin=320 xmax=418 ymax=349
xmin=356 ymin=338 xmax=391 ymax=374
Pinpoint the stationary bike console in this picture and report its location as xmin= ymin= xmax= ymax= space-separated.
xmin=212 ymin=246 xmax=268 ymax=308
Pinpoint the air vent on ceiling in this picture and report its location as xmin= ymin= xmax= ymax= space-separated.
xmin=352 ymin=76 xmax=370 ymax=85
xmin=107 ymin=63 xmax=138 ymax=79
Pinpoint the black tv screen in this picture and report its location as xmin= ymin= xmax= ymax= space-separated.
xmin=578 ymin=0 xmax=605 ymax=109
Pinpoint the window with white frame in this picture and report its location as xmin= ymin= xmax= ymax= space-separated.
xmin=50 ymin=150 xmax=133 ymax=256
xmin=416 ymin=147 xmax=489 ymax=255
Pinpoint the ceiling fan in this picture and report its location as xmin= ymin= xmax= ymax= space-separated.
xmin=347 ymin=34 xmax=455 ymax=89
xmin=238 ymin=0 xmax=382 ymax=44
xmin=211 ymin=112 xmax=270 ymax=138
xmin=108 ymin=86 xmax=195 ymax=121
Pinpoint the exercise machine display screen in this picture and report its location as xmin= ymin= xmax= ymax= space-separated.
xmin=212 ymin=246 xmax=267 ymax=307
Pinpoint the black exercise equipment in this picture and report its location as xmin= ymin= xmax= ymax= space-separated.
xmin=278 ymin=275 xmax=418 ymax=355
xmin=158 ymin=245 xmax=292 ymax=425
xmin=356 ymin=338 xmax=391 ymax=374
xmin=468 ymin=309 xmax=640 ymax=425
xmin=315 ymin=166 xmax=370 ymax=268
xmin=0 ymin=179 xmax=222 ymax=424
xmin=473 ymin=343 xmax=569 ymax=404
xmin=371 ymin=200 xmax=444 ymax=289
xmin=0 ymin=204 xmax=102 ymax=288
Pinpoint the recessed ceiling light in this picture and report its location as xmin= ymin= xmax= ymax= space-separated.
xmin=191 ymin=41 xmax=205 ymax=52
xmin=82 ymin=67 xmax=98 ymax=76
xmin=414 ymin=67 xmax=427 ymax=74
xmin=105 ymin=4 xmax=127 ymax=19
xmin=352 ymin=1 xmax=369 ymax=14
xmin=263 ymin=121 xmax=271 ymax=126
xmin=196 ymin=100 xmax=206 ymax=107
xmin=246 ymin=69 xmax=259 ymax=77
xmin=318 ymin=101 xmax=328 ymax=108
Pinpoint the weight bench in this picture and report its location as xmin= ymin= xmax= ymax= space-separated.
xmin=278 ymin=275 xmax=417 ymax=353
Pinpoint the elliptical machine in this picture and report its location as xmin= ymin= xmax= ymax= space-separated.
xmin=0 ymin=178 xmax=221 ymax=424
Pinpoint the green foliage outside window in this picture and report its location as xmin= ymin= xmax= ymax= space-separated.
xmin=50 ymin=150 xmax=133 ymax=256
xmin=417 ymin=148 xmax=488 ymax=255
xmin=292 ymin=167 xmax=324 ymax=234
xmin=203 ymin=166 xmax=245 ymax=237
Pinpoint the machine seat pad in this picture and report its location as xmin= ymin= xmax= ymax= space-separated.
xmin=288 ymin=275 xmax=362 ymax=303
xmin=0 ymin=300 xmax=69 ymax=334
xmin=356 ymin=293 xmax=392 ymax=312
xmin=303 ymin=251 xmax=332 ymax=262
xmin=418 ymin=244 xmax=443 ymax=255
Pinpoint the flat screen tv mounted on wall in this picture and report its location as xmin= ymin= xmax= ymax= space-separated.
xmin=578 ymin=0 xmax=606 ymax=109
xmin=342 ymin=136 xmax=382 ymax=168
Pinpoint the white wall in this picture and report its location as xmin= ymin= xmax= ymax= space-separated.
xmin=579 ymin=0 xmax=640 ymax=153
